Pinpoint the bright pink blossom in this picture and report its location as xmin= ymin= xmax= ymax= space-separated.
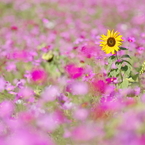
xmin=31 ymin=69 xmax=47 ymax=84
xmin=127 ymin=36 xmax=135 ymax=42
xmin=92 ymin=79 xmax=107 ymax=94
xmin=65 ymin=64 xmax=84 ymax=79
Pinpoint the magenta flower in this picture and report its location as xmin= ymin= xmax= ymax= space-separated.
xmin=92 ymin=79 xmax=107 ymax=94
xmin=124 ymin=97 xmax=137 ymax=106
xmin=106 ymin=77 xmax=117 ymax=84
xmin=127 ymin=36 xmax=135 ymax=43
xmin=65 ymin=64 xmax=84 ymax=79
xmin=81 ymin=41 xmax=101 ymax=59
xmin=91 ymin=103 xmax=109 ymax=119
xmin=31 ymin=69 xmax=47 ymax=84
xmin=12 ymin=50 xmax=29 ymax=62
xmin=10 ymin=25 xmax=18 ymax=31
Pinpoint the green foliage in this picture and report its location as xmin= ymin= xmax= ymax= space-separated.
xmin=108 ymin=55 xmax=116 ymax=62
xmin=107 ymin=55 xmax=117 ymax=71
xmin=122 ymin=60 xmax=132 ymax=66
xmin=119 ymin=47 xmax=128 ymax=50
xmin=119 ymin=79 xmax=129 ymax=88
xmin=115 ymin=61 xmax=123 ymax=69
xmin=108 ymin=68 xmax=119 ymax=77
xmin=107 ymin=47 xmax=133 ymax=88
xmin=121 ymin=65 xmax=128 ymax=71
xmin=121 ymin=54 xmax=131 ymax=59
xmin=140 ymin=61 xmax=145 ymax=74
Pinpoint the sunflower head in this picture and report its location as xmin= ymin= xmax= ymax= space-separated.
xmin=100 ymin=30 xmax=123 ymax=54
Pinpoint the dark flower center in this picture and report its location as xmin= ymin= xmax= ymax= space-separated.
xmin=107 ymin=37 xmax=116 ymax=47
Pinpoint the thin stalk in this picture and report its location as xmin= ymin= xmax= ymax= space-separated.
xmin=116 ymin=52 xmax=123 ymax=83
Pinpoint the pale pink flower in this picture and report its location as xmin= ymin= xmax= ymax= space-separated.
xmin=41 ymin=86 xmax=59 ymax=102
xmin=66 ymin=81 xmax=88 ymax=95
xmin=71 ymin=124 xmax=96 ymax=141
xmin=0 ymin=101 xmax=14 ymax=118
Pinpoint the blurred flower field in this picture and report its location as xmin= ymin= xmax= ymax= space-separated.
xmin=0 ymin=0 xmax=145 ymax=144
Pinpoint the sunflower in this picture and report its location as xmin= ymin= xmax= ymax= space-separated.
xmin=100 ymin=30 xmax=123 ymax=54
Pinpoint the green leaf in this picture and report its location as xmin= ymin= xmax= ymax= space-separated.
xmin=108 ymin=55 xmax=116 ymax=63
xmin=108 ymin=68 xmax=119 ymax=77
xmin=132 ymin=74 xmax=139 ymax=81
xmin=121 ymin=54 xmax=131 ymax=59
xmin=125 ymin=67 xmax=131 ymax=77
xmin=107 ymin=55 xmax=117 ymax=71
xmin=119 ymin=79 xmax=129 ymax=88
xmin=119 ymin=47 xmax=128 ymax=50
xmin=121 ymin=65 xmax=131 ymax=78
xmin=115 ymin=61 xmax=123 ymax=69
xmin=107 ymin=63 xmax=112 ymax=71
xmin=109 ymin=55 xmax=116 ymax=59
xmin=121 ymin=65 xmax=128 ymax=71
xmin=122 ymin=60 xmax=132 ymax=66
xmin=126 ymin=77 xmax=135 ymax=83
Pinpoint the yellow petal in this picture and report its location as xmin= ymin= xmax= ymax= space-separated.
xmin=107 ymin=30 xmax=111 ymax=37
xmin=114 ymin=31 xmax=119 ymax=37
xmin=110 ymin=30 xmax=114 ymax=37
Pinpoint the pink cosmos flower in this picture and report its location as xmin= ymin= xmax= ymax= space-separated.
xmin=5 ymin=61 xmax=16 ymax=72
xmin=31 ymin=69 xmax=47 ymax=84
xmin=5 ymin=81 xmax=15 ymax=91
xmin=65 ymin=64 xmax=84 ymax=79
xmin=124 ymin=97 xmax=137 ymax=106
xmin=5 ymin=128 xmax=55 ymax=145
xmin=81 ymin=41 xmax=101 ymax=59
xmin=135 ymin=46 xmax=144 ymax=55
xmin=18 ymin=87 xmax=34 ymax=102
xmin=91 ymin=103 xmax=109 ymax=119
xmin=41 ymin=86 xmax=59 ymax=102
xmin=73 ymin=108 xmax=88 ymax=120
xmin=0 ymin=101 xmax=14 ymax=118
xmin=127 ymin=37 xmax=135 ymax=43
xmin=10 ymin=26 xmax=18 ymax=31
xmin=71 ymin=124 xmax=96 ymax=141
xmin=106 ymin=77 xmax=117 ymax=84
xmin=66 ymin=81 xmax=88 ymax=95
xmin=15 ymin=79 xmax=26 ymax=89
xmin=91 ymin=79 xmax=107 ymax=94
xmin=82 ymin=67 xmax=95 ymax=81
xmin=19 ymin=112 xmax=34 ymax=123
xmin=12 ymin=50 xmax=29 ymax=61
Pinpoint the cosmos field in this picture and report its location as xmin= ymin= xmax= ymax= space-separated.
xmin=0 ymin=0 xmax=145 ymax=144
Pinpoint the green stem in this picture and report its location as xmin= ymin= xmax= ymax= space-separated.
xmin=116 ymin=52 xmax=123 ymax=83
